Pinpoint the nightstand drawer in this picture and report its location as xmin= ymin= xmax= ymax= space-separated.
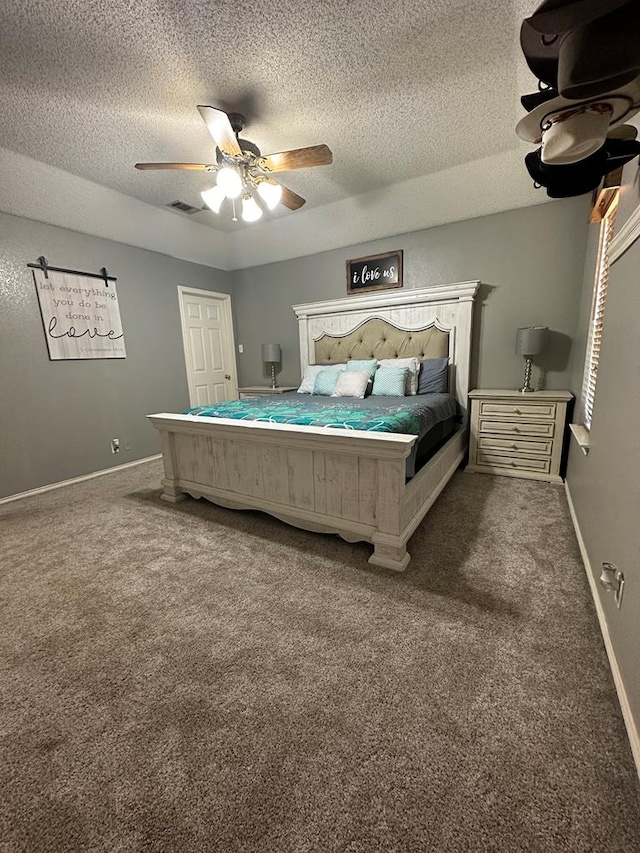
xmin=477 ymin=452 xmax=551 ymax=474
xmin=477 ymin=436 xmax=553 ymax=456
xmin=479 ymin=401 xmax=556 ymax=419
xmin=478 ymin=419 xmax=555 ymax=438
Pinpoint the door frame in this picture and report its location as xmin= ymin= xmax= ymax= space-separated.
xmin=177 ymin=286 xmax=239 ymax=406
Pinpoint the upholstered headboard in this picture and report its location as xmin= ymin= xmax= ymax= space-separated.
xmin=314 ymin=317 xmax=449 ymax=363
xmin=292 ymin=282 xmax=479 ymax=419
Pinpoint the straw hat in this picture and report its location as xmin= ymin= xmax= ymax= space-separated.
xmin=516 ymin=79 xmax=640 ymax=164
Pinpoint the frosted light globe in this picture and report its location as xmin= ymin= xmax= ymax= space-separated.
xmin=257 ymin=180 xmax=283 ymax=210
xmin=200 ymin=185 xmax=225 ymax=213
xmin=216 ymin=166 xmax=243 ymax=199
xmin=241 ymin=195 xmax=263 ymax=223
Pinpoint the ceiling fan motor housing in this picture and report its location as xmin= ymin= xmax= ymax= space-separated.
xmin=215 ymin=138 xmax=261 ymax=164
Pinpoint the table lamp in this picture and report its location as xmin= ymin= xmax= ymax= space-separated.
xmin=262 ymin=343 xmax=281 ymax=389
xmin=515 ymin=327 xmax=548 ymax=393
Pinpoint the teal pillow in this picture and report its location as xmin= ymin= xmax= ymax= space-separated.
xmin=313 ymin=368 xmax=344 ymax=396
xmin=371 ymin=367 xmax=409 ymax=397
xmin=347 ymin=359 xmax=377 ymax=379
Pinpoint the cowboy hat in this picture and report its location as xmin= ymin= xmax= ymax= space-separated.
xmin=521 ymin=3 xmax=640 ymax=100
xmin=607 ymin=124 xmax=639 ymax=142
xmin=516 ymin=78 xmax=640 ymax=163
xmin=526 ymin=0 xmax=629 ymax=35
xmin=525 ymin=137 xmax=640 ymax=198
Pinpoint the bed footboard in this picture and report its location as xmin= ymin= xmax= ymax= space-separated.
xmin=148 ymin=413 xmax=464 ymax=571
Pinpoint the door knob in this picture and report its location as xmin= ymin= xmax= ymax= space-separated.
xmin=224 ymin=374 xmax=231 ymax=380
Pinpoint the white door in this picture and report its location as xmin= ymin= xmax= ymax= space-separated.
xmin=178 ymin=287 xmax=238 ymax=406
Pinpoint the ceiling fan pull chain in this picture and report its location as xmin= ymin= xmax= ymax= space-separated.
xmin=231 ymin=197 xmax=238 ymax=222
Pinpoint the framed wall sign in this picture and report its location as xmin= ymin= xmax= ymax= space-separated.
xmin=32 ymin=267 xmax=126 ymax=360
xmin=346 ymin=250 xmax=403 ymax=295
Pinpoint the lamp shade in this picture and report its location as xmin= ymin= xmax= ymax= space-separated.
xmin=516 ymin=326 xmax=548 ymax=357
xmin=261 ymin=343 xmax=281 ymax=363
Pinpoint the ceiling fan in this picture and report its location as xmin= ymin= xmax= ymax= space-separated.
xmin=135 ymin=105 xmax=333 ymax=223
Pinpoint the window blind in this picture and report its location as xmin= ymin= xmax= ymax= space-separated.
xmin=581 ymin=212 xmax=615 ymax=429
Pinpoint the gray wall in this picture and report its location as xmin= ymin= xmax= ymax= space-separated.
xmin=231 ymin=199 xmax=590 ymax=392
xmin=566 ymin=224 xmax=640 ymax=745
xmin=0 ymin=211 xmax=231 ymax=498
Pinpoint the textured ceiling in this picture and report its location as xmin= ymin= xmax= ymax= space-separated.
xmin=0 ymin=0 xmax=538 ymax=233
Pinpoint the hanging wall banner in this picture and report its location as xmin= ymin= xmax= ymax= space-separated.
xmin=32 ymin=269 xmax=126 ymax=360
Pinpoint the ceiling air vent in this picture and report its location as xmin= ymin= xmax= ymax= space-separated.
xmin=166 ymin=200 xmax=201 ymax=215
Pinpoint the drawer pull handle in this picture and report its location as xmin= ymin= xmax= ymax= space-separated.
xmin=513 ymin=427 xmax=520 ymax=432
xmin=514 ymin=408 xmax=521 ymax=414
xmin=512 ymin=443 xmax=518 ymax=449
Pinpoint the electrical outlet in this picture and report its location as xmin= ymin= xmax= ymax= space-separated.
xmin=110 ymin=438 xmax=120 ymax=454
xmin=124 ymin=440 xmax=132 ymax=452
xmin=238 ymin=344 xmax=244 ymax=354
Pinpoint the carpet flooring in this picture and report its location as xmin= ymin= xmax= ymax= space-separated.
xmin=1 ymin=460 xmax=639 ymax=852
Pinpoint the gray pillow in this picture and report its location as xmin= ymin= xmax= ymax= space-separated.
xmin=417 ymin=358 xmax=449 ymax=394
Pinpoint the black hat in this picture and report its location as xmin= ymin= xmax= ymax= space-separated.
xmin=521 ymin=3 xmax=640 ymax=100
xmin=526 ymin=0 xmax=630 ymax=35
xmin=525 ymin=137 xmax=640 ymax=198
xmin=521 ymin=88 xmax=559 ymax=113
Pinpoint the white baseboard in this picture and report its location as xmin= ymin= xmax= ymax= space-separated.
xmin=565 ymin=482 xmax=640 ymax=778
xmin=0 ymin=455 xmax=162 ymax=505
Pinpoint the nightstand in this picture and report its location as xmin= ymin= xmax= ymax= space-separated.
xmin=237 ymin=386 xmax=298 ymax=399
xmin=467 ymin=389 xmax=573 ymax=483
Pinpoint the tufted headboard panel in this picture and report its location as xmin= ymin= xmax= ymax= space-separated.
xmin=293 ymin=282 xmax=479 ymax=421
xmin=314 ymin=317 xmax=449 ymax=363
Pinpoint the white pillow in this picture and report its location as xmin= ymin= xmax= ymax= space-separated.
xmin=331 ymin=370 xmax=370 ymax=399
xmin=377 ymin=357 xmax=421 ymax=394
xmin=297 ymin=365 xmax=325 ymax=394
xmin=297 ymin=363 xmax=347 ymax=393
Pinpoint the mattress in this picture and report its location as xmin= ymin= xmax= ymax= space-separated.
xmin=186 ymin=392 xmax=461 ymax=478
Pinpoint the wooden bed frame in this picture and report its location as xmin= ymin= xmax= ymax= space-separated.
xmin=148 ymin=282 xmax=479 ymax=571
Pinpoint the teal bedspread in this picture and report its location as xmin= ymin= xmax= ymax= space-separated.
xmin=186 ymin=392 xmax=458 ymax=438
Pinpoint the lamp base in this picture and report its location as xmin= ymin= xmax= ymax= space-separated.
xmin=270 ymin=363 xmax=278 ymax=389
xmin=519 ymin=356 xmax=535 ymax=394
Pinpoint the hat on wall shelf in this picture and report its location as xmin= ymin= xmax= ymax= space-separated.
xmin=262 ymin=343 xmax=282 ymax=389
xmin=516 ymin=79 xmax=640 ymax=164
xmin=520 ymin=3 xmax=640 ymax=100
xmin=516 ymin=327 xmax=548 ymax=394
xmin=521 ymin=87 xmax=559 ymax=113
xmin=525 ymin=135 xmax=640 ymax=198
xmin=525 ymin=0 xmax=630 ymax=36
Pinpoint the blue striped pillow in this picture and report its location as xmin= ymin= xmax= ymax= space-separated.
xmin=371 ymin=367 xmax=409 ymax=397
xmin=347 ymin=359 xmax=377 ymax=379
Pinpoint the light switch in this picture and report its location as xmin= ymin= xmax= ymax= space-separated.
xmin=238 ymin=344 xmax=244 ymax=353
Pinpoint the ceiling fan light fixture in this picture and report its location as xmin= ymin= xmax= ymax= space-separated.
xmin=256 ymin=179 xmax=283 ymax=210
xmin=200 ymin=184 xmax=226 ymax=213
xmin=216 ymin=166 xmax=243 ymax=199
xmin=241 ymin=194 xmax=263 ymax=223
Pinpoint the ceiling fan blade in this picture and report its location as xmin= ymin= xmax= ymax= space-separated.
xmin=197 ymin=105 xmax=242 ymax=157
xmin=261 ymin=144 xmax=332 ymax=173
xmin=135 ymin=162 xmax=215 ymax=171
xmin=280 ymin=184 xmax=306 ymax=210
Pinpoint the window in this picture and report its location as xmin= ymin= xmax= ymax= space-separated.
xmin=580 ymin=210 xmax=616 ymax=429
